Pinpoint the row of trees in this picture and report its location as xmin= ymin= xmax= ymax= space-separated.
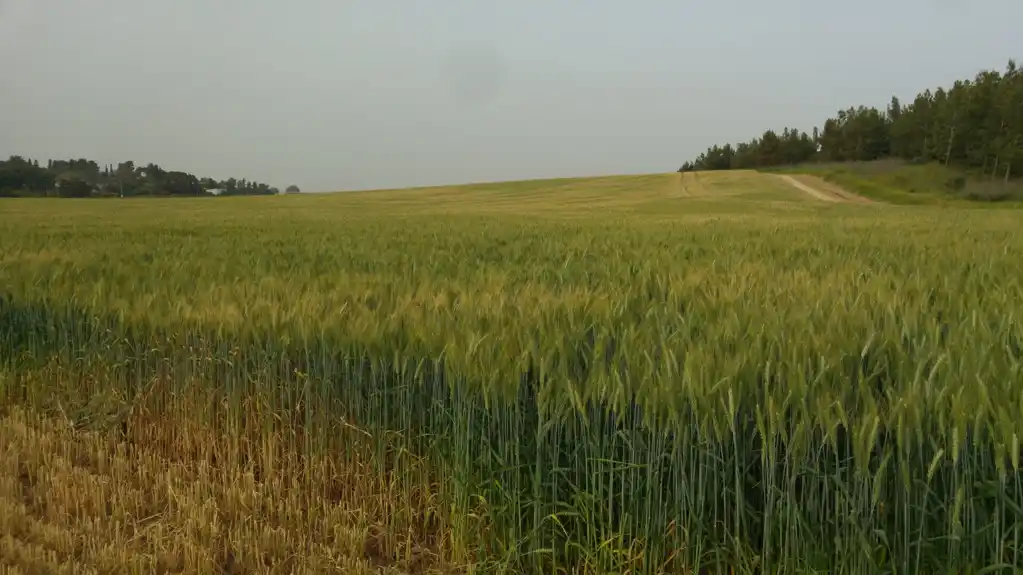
xmin=680 ymin=60 xmax=1022 ymax=180
xmin=0 ymin=156 xmax=294 ymax=198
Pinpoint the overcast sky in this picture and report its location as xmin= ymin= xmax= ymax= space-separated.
xmin=0 ymin=0 xmax=1018 ymax=192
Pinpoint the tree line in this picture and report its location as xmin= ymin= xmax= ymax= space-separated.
xmin=0 ymin=156 xmax=290 ymax=198
xmin=680 ymin=60 xmax=1022 ymax=181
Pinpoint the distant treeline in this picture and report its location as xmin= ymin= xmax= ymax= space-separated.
xmin=681 ymin=60 xmax=1022 ymax=181
xmin=0 ymin=156 xmax=281 ymax=198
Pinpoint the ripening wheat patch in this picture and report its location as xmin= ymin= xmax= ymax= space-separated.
xmin=2 ymin=172 xmax=1023 ymax=573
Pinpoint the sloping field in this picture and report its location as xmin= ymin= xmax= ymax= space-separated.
xmin=2 ymin=171 xmax=1022 ymax=573
xmin=299 ymin=170 xmax=856 ymax=216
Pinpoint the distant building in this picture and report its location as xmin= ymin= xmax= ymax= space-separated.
xmin=207 ymin=188 xmax=226 ymax=196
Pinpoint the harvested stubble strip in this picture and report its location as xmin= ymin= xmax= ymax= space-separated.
xmin=0 ymin=404 xmax=453 ymax=574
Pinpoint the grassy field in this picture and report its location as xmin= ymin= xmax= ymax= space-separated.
xmin=2 ymin=170 xmax=1023 ymax=573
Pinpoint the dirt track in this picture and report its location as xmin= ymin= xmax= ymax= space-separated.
xmin=777 ymin=174 xmax=873 ymax=204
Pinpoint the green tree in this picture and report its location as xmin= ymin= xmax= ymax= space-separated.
xmin=163 ymin=171 xmax=202 ymax=196
xmin=57 ymin=176 xmax=92 ymax=198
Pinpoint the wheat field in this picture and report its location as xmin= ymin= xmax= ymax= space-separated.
xmin=2 ymin=171 xmax=1022 ymax=573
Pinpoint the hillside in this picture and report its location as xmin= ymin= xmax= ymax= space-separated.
xmin=296 ymin=170 xmax=876 ymax=217
xmin=773 ymin=159 xmax=1023 ymax=204
xmin=681 ymin=60 xmax=1023 ymax=202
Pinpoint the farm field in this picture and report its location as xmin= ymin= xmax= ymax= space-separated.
xmin=2 ymin=170 xmax=1023 ymax=573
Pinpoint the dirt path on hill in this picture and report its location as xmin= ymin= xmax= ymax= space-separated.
xmin=777 ymin=174 xmax=874 ymax=204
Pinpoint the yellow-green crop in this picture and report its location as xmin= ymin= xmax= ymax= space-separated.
xmin=1 ymin=171 xmax=1022 ymax=573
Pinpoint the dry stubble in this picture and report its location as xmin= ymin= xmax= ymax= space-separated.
xmin=0 ymin=405 xmax=452 ymax=574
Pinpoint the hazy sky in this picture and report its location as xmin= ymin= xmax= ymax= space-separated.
xmin=0 ymin=1 xmax=1019 ymax=192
